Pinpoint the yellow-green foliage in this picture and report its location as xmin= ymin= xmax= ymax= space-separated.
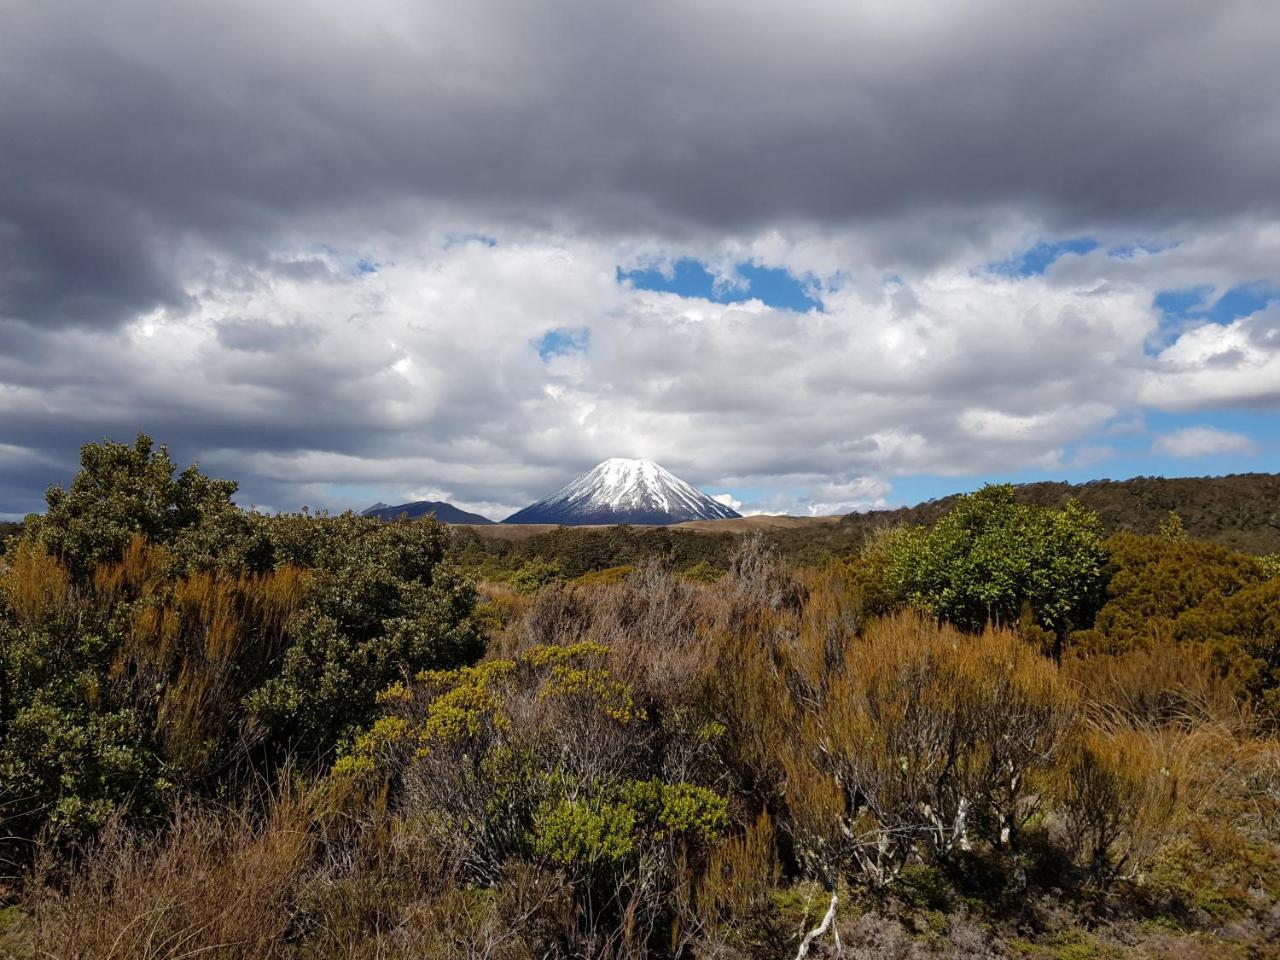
xmin=679 ymin=560 xmax=723 ymax=584
xmin=622 ymin=779 xmax=729 ymax=837
xmin=537 ymin=662 xmax=634 ymax=723
xmin=508 ymin=556 xmax=563 ymax=594
xmin=573 ymin=564 xmax=635 ymax=587
xmin=416 ymin=659 xmax=516 ymax=745
xmin=343 ymin=642 xmax=634 ymax=770
xmin=533 ymin=795 xmax=640 ymax=865
xmin=532 ymin=780 xmax=728 ymax=868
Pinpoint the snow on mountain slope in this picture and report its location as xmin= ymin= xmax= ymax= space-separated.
xmin=502 ymin=458 xmax=742 ymax=525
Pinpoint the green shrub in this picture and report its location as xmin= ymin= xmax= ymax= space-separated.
xmin=679 ymin=560 xmax=724 ymax=584
xmin=509 ymin=557 xmax=564 ymax=594
xmin=883 ymin=485 xmax=1107 ymax=648
xmin=0 ymin=439 xmax=482 ymax=847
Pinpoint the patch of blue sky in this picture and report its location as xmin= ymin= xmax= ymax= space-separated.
xmin=1155 ymin=281 xmax=1279 ymax=325
xmin=709 ymin=485 xmax=768 ymax=506
xmin=1153 ymin=286 xmax=1214 ymax=321
xmin=1106 ymin=239 xmax=1180 ymax=260
xmin=1150 ymin=281 xmax=1280 ymax=353
xmin=1142 ymin=409 xmax=1274 ymax=449
xmin=1209 ymin=282 xmax=1280 ymax=323
xmin=354 ymin=257 xmax=381 ymax=275
xmin=618 ymin=258 xmax=821 ymax=312
xmin=987 ymin=237 xmax=1099 ymax=277
xmin=533 ymin=326 xmax=591 ymax=361
xmin=444 ymin=233 xmax=498 ymax=249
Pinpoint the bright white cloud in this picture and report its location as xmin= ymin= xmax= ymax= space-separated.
xmin=1141 ymin=305 xmax=1280 ymax=409
xmin=14 ymin=227 xmax=1271 ymax=517
xmin=1 ymin=227 xmax=1277 ymax=517
xmin=1154 ymin=427 xmax=1256 ymax=458
xmin=711 ymin=493 xmax=743 ymax=513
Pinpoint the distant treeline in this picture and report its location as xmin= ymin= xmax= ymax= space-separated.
xmin=450 ymin=471 xmax=1280 ymax=581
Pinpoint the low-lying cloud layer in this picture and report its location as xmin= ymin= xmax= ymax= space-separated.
xmin=2 ymin=0 xmax=1278 ymax=518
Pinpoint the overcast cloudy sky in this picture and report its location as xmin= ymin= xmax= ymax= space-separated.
xmin=3 ymin=0 xmax=1279 ymax=520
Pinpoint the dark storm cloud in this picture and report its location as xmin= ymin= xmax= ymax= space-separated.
xmin=3 ymin=0 xmax=1278 ymax=329
xmin=4 ymin=0 xmax=1280 ymax=517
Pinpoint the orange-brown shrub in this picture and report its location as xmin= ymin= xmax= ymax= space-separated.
xmin=93 ymin=535 xmax=312 ymax=776
xmin=1063 ymin=642 xmax=1251 ymax=730
xmin=783 ymin=611 xmax=1078 ymax=885
xmin=1052 ymin=726 xmax=1180 ymax=884
xmin=0 ymin=540 xmax=72 ymax=623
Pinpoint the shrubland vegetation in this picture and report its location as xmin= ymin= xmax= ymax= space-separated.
xmin=1 ymin=437 xmax=1278 ymax=958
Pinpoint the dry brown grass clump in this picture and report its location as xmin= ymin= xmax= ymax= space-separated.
xmin=7 ymin=786 xmax=322 ymax=960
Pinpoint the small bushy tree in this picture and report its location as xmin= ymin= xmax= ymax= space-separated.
xmin=883 ymin=484 xmax=1108 ymax=653
xmin=508 ymin=556 xmax=564 ymax=594
xmin=244 ymin=513 xmax=483 ymax=756
xmin=23 ymin=435 xmax=242 ymax=579
xmin=0 ymin=438 xmax=482 ymax=845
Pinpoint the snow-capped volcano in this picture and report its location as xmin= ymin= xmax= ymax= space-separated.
xmin=502 ymin=458 xmax=742 ymax=525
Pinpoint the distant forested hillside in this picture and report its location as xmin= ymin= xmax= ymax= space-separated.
xmin=839 ymin=472 xmax=1280 ymax=555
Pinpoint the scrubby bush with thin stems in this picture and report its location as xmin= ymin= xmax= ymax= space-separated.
xmin=334 ymin=640 xmax=730 ymax=957
xmin=781 ymin=612 xmax=1077 ymax=891
xmin=1053 ymin=727 xmax=1180 ymax=886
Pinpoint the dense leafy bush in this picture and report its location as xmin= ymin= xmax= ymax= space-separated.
xmin=881 ymin=484 xmax=1108 ymax=650
xmin=21 ymin=435 xmax=247 ymax=579
xmin=0 ymin=437 xmax=481 ymax=845
xmin=1071 ymin=532 xmax=1280 ymax=710
xmin=508 ymin=555 xmax=565 ymax=594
